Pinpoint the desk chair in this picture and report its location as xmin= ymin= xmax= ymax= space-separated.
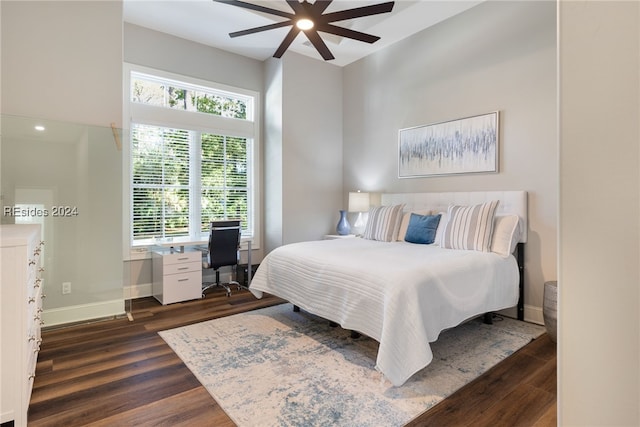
xmin=202 ymin=220 xmax=241 ymax=297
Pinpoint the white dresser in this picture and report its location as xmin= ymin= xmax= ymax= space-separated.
xmin=1 ymin=224 xmax=44 ymax=426
xmin=152 ymin=248 xmax=202 ymax=305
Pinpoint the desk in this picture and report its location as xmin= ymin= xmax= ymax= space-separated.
xmin=151 ymin=238 xmax=253 ymax=304
xmin=152 ymin=236 xmax=208 ymax=253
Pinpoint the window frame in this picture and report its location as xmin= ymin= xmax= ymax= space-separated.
xmin=123 ymin=63 xmax=260 ymax=260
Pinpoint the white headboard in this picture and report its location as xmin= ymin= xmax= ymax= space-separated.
xmin=381 ymin=191 xmax=528 ymax=243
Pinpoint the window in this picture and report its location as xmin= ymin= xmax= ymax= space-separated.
xmin=124 ymin=65 xmax=259 ymax=254
xmin=131 ymin=73 xmax=248 ymax=119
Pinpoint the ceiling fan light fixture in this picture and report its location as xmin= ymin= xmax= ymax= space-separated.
xmin=216 ymin=0 xmax=395 ymax=61
xmin=296 ymin=18 xmax=314 ymax=30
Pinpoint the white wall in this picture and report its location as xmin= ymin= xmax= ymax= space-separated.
xmin=1 ymin=1 xmax=123 ymax=127
xmin=263 ymin=53 xmax=344 ymax=252
xmin=1 ymin=1 xmax=125 ymax=324
xmin=124 ymin=24 xmax=263 ymax=93
xmin=559 ymin=1 xmax=640 ymax=424
xmin=281 ymin=53 xmax=343 ymax=244
xmin=342 ymin=1 xmax=557 ymax=323
xmin=263 ymin=58 xmax=285 ymax=252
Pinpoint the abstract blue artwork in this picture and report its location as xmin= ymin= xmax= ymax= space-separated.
xmin=398 ymin=111 xmax=499 ymax=178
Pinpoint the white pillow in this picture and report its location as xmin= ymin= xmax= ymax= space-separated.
xmin=397 ymin=210 xmax=431 ymax=241
xmin=434 ymin=211 xmax=448 ymax=245
xmin=490 ymin=215 xmax=522 ymax=257
xmin=441 ymin=200 xmax=499 ymax=252
xmin=363 ymin=204 xmax=404 ymax=242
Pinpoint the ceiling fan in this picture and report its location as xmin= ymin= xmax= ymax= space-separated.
xmin=214 ymin=0 xmax=395 ymax=61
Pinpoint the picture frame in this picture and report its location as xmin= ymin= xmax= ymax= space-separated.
xmin=398 ymin=111 xmax=499 ymax=178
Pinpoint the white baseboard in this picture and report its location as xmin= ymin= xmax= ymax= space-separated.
xmin=43 ymin=299 xmax=125 ymax=328
xmin=498 ymin=304 xmax=544 ymax=326
xmin=124 ymin=283 xmax=153 ymax=299
xmin=525 ymin=304 xmax=544 ymax=325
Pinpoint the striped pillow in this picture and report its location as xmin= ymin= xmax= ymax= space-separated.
xmin=441 ymin=200 xmax=499 ymax=252
xmin=363 ymin=204 xmax=404 ymax=242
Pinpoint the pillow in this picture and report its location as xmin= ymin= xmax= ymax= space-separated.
xmin=490 ymin=215 xmax=522 ymax=257
xmin=397 ymin=210 xmax=432 ymax=241
xmin=404 ymin=213 xmax=441 ymax=244
xmin=441 ymin=200 xmax=499 ymax=252
xmin=362 ymin=204 xmax=404 ymax=242
xmin=434 ymin=211 xmax=448 ymax=245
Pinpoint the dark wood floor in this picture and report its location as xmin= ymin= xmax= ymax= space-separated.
xmin=29 ymin=289 xmax=556 ymax=426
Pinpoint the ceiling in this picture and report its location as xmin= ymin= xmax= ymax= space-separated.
xmin=123 ymin=0 xmax=482 ymax=67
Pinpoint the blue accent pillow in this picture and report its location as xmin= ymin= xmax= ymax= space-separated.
xmin=404 ymin=213 xmax=442 ymax=244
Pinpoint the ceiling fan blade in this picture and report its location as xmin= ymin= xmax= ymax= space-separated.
xmin=303 ymin=29 xmax=335 ymax=60
xmin=213 ymin=0 xmax=294 ymax=19
xmin=285 ymin=0 xmax=302 ymax=13
xmin=229 ymin=21 xmax=293 ymax=38
xmin=317 ymin=23 xmax=380 ymax=44
xmin=321 ymin=1 xmax=394 ymax=23
xmin=274 ymin=26 xmax=301 ymax=58
xmin=311 ymin=0 xmax=333 ymax=15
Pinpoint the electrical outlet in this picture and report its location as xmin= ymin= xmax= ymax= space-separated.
xmin=62 ymin=282 xmax=71 ymax=295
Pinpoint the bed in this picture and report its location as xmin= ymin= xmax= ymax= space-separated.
xmin=249 ymin=191 xmax=528 ymax=386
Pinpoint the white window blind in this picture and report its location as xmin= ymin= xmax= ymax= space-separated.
xmin=131 ymin=124 xmax=191 ymax=240
xmin=200 ymin=133 xmax=250 ymax=234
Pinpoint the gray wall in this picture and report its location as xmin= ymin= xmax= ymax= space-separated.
xmin=559 ymin=1 xmax=639 ymax=424
xmin=264 ymin=53 xmax=344 ymax=251
xmin=342 ymin=1 xmax=557 ymax=323
xmin=1 ymin=1 xmax=123 ymax=127
xmin=280 ymin=53 xmax=343 ymax=244
xmin=124 ymin=24 xmax=263 ymax=93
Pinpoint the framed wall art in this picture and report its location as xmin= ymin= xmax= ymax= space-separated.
xmin=398 ymin=111 xmax=499 ymax=178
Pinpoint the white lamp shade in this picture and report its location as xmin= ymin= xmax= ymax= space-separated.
xmin=348 ymin=192 xmax=370 ymax=213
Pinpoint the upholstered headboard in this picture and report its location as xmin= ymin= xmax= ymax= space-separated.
xmin=381 ymin=191 xmax=528 ymax=243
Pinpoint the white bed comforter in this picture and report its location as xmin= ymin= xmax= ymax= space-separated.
xmin=249 ymin=237 xmax=519 ymax=386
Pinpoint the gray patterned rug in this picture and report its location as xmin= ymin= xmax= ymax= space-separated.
xmin=159 ymin=303 xmax=544 ymax=427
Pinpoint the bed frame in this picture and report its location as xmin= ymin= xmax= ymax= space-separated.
xmin=381 ymin=190 xmax=528 ymax=321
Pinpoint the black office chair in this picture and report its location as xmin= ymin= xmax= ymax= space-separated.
xmin=202 ymin=220 xmax=241 ymax=298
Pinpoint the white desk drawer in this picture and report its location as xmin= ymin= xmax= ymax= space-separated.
xmin=160 ymin=250 xmax=201 ymax=265
xmin=158 ymin=270 xmax=202 ymax=305
xmin=163 ymin=261 xmax=201 ymax=275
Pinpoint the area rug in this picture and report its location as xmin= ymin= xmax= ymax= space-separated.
xmin=159 ymin=304 xmax=545 ymax=427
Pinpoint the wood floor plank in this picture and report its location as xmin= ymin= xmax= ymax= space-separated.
xmin=32 ymin=342 xmax=175 ymax=390
xmin=29 ymin=363 xmax=201 ymax=425
xmin=406 ymin=351 xmax=545 ymax=426
xmin=83 ymin=388 xmax=233 ymax=427
xmin=521 ymin=334 xmax=557 ymax=361
xmin=526 ymin=357 xmax=557 ymax=395
xmin=29 ymin=293 xmax=556 ymax=426
xmin=30 ymin=352 xmax=183 ymax=405
xmin=533 ymin=401 xmax=558 ymax=427
xmin=466 ymin=384 xmax=555 ymax=426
